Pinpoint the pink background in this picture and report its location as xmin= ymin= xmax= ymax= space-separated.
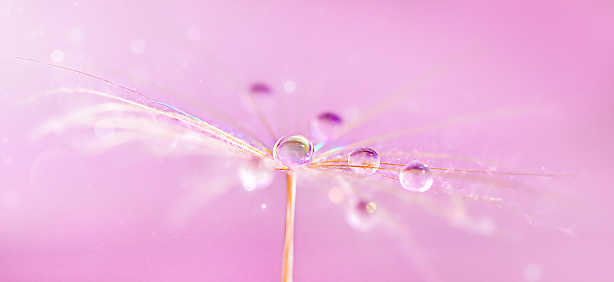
xmin=1 ymin=1 xmax=613 ymax=281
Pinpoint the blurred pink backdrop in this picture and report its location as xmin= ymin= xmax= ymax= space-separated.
xmin=1 ymin=1 xmax=613 ymax=281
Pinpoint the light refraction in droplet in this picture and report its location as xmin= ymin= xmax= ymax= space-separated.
xmin=399 ymin=161 xmax=433 ymax=192
xmin=238 ymin=158 xmax=274 ymax=192
xmin=348 ymin=147 xmax=380 ymax=175
xmin=311 ymin=112 xmax=342 ymax=141
xmin=273 ymin=135 xmax=314 ymax=168
xmin=345 ymin=199 xmax=380 ymax=232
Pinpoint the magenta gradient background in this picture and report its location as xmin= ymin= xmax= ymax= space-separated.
xmin=1 ymin=1 xmax=613 ymax=281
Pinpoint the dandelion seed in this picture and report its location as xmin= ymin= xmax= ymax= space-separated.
xmin=12 ymin=56 xmax=573 ymax=282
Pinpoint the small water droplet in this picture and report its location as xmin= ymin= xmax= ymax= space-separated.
xmin=399 ymin=161 xmax=433 ymax=192
xmin=238 ymin=158 xmax=274 ymax=191
xmin=348 ymin=147 xmax=380 ymax=175
xmin=249 ymin=82 xmax=272 ymax=95
xmin=261 ymin=203 xmax=267 ymax=209
xmin=94 ymin=119 xmax=115 ymax=140
xmin=311 ymin=112 xmax=342 ymax=141
xmin=345 ymin=199 xmax=380 ymax=232
xmin=273 ymin=135 xmax=314 ymax=168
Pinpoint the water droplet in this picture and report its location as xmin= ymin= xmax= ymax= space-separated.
xmin=348 ymin=147 xmax=380 ymax=175
xmin=273 ymin=135 xmax=314 ymax=168
xmin=94 ymin=119 xmax=115 ymax=140
xmin=249 ymin=82 xmax=272 ymax=95
xmin=399 ymin=161 xmax=433 ymax=192
xmin=261 ymin=203 xmax=267 ymax=209
xmin=311 ymin=112 xmax=342 ymax=141
xmin=238 ymin=158 xmax=274 ymax=191
xmin=345 ymin=199 xmax=380 ymax=232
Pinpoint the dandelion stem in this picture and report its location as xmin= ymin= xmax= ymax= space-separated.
xmin=282 ymin=171 xmax=296 ymax=282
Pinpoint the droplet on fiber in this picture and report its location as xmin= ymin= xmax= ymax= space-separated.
xmin=399 ymin=161 xmax=433 ymax=192
xmin=348 ymin=147 xmax=380 ymax=175
xmin=273 ymin=135 xmax=314 ymax=168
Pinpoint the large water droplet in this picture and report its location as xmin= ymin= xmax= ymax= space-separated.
xmin=273 ymin=135 xmax=314 ymax=168
xmin=348 ymin=147 xmax=380 ymax=175
xmin=311 ymin=112 xmax=342 ymax=141
xmin=238 ymin=158 xmax=274 ymax=192
xmin=345 ymin=199 xmax=380 ymax=232
xmin=399 ymin=161 xmax=433 ymax=192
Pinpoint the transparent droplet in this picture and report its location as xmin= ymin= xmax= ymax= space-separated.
xmin=399 ymin=161 xmax=433 ymax=192
xmin=345 ymin=199 xmax=380 ymax=232
xmin=273 ymin=135 xmax=314 ymax=168
xmin=238 ymin=159 xmax=274 ymax=192
xmin=348 ymin=147 xmax=380 ymax=175
xmin=311 ymin=112 xmax=342 ymax=141
xmin=94 ymin=119 xmax=115 ymax=140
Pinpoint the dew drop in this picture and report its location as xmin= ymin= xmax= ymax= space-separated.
xmin=273 ymin=135 xmax=314 ymax=168
xmin=94 ymin=119 xmax=115 ymax=140
xmin=348 ymin=147 xmax=380 ymax=175
xmin=345 ymin=199 xmax=380 ymax=232
xmin=311 ymin=112 xmax=342 ymax=141
xmin=238 ymin=158 xmax=274 ymax=192
xmin=399 ymin=161 xmax=433 ymax=192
